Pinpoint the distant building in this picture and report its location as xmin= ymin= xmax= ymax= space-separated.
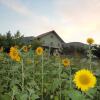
xmin=21 ymin=30 xmax=65 ymax=55
xmin=21 ymin=36 xmax=34 ymax=44
xmin=21 ymin=30 xmax=87 ymax=56
xmin=36 ymin=30 xmax=64 ymax=48
xmin=64 ymin=42 xmax=87 ymax=48
xmin=36 ymin=30 xmax=65 ymax=55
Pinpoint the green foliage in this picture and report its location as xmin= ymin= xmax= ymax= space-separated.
xmin=13 ymin=31 xmax=24 ymax=46
xmin=62 ymin=46 xmax=86 ymax=57
xmin=0 ymin=46 xmax=99 ymax=100
xmin=31 ymin=39 xmax=42 ymax=50
xmin=68 ymin=89 xmax=86 ymax=100
xmin=92 ymin=44 xmax=100 ymax=59
xmin=0 ymin=94 xmax=11 ymax=100
xmin=0 ymin=30 xmax=24 ymax=48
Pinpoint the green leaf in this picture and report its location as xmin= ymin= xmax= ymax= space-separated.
xmin=0 ymin=94 xmax=11 ymax=100
xmin=68 ymin=89 xmax=86 ymax=100
xmin=50 ymin=78 xmax=62 ymax=92
xmin=31 ymin=94 xmax=39 ymax=100
xmin=12 ymin=85 xmax=19 ymax=94
xmin=0 ymin=85 xmax=4 ymax=93
xmin=15 ymin=93 xmax=28 ymax=100
xmin=85 ymin=88 xmax=97 ymax=99
xmin=95 ymin=69 xmax=100 ymax=76
xmin=54 ymin=96 xmax=59 ymax=100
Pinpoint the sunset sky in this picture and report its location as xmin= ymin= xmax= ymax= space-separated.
xmin=0 ymin=0 xmax=100 ymax=44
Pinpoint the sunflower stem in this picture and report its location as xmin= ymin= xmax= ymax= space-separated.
xmin=33 ymin=50 xmax=35 ymax=73
xmin=89 ymin=45 xmax=92 ymax=70
xmin=41 ymin=54 xmax=44 ymax=100
xmin=59 ymin=62 xmax=61 ymax=100
xmin=21 ymin=59 xmax=24 ymax=91
xmin=11 ymin=89 xmax=14 ymax=100
xmin=28 ymin=93 xmax=31 ymax=100
xmin=48 ymin=45 xmax=51 ymax=59
xmin=70 ymin=65 xmax=72 ymax=89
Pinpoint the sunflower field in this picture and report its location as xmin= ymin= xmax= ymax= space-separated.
xmin=0 ymin=38 xmax=100 ymax=100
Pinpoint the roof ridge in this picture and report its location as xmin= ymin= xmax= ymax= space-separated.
xmin=36 ymin=30 xmax=65 ymax=43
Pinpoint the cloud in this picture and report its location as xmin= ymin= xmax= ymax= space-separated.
xmin=17 ymin=16 xmax=54 ymax=36
xmin=0 ymin=0 xmax=32 ymax=15
xmin=0 ymin=0 xmax=55 ymax=37
xmin=52 ymin=0 xmax=100 ymax=43
xmin=1 ymin=0 xmax=100 ymax=43
xmin=54 ymin=0 xmax=100 ymax=29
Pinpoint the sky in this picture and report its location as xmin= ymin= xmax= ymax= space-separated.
xmin=0 ymin=0 xmax=100 ymax=44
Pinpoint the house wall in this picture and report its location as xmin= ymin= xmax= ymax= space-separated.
xmin=38 ymin=32 xmax=63 ymax=48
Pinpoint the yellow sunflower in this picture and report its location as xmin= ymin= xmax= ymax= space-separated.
xmin=28 ymin=45 xmax=32 ymax=48
xmin=0 ymin=47 xmax=3 ymax=52
xmin=15 ymin=55 xmax=21 ymax=62
xmin=62 ymin=58 xmax=70 ymax=67
xmin=73 ymin=69 xmax=96 ymax=91
xmin=87 ymin=38 xmax=94 ymax=45
xmin=36 ymin=47 xmax=43 ymax=55
xmin=9 ymin=47 xmax=21 ymax=62
xmin=22 ymin=46 xmax=28 ymax=52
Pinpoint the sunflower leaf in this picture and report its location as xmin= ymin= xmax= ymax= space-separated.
xmin=68 ymin=89 xmax=86 ymax=100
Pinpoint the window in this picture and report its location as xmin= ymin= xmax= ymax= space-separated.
xmin=37 ymin=38 xmax=40 ymax=40
xmin=51 ymin=35 xmax=53 ymax=38
xmin=50 ymin=42 xmax=53 ymax=46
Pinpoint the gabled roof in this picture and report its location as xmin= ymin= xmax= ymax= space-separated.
xmin=36 ymin=30 xmax=65 ymax=43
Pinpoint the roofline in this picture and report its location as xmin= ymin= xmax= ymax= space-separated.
xmin=36 ymin=30 xmax=65 ymax=43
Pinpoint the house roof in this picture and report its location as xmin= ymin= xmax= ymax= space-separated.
xmin=64 ymin=42 xmax=88 ymax=48
xmin=21 ymin=36 xmax=34 ymax=43
xmin=36 ymin=30 xmax=65 ymax=43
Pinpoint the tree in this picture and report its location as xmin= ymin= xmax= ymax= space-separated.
xmin=92 ymin=45 xmax=100 ymax=59
xmin=0 ymin=33 xmax=6 ymax=47
xmin=0 ymin=30 xmax=24 ymax=48
xmin=5 ymin=31 xmax=14 ymax=47
xmin=13 ymin=30 xmax=24 ymax=46
xmin=32 ymin=39 xmax=42 ymax=50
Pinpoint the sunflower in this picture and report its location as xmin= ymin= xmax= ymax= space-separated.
xmin=15 ymin=55 xmax=21 ymax=62
xmin=62 ymin=58 xmax=70 ymax=67
xmin=87 ymin=38 xmax=94 ymax=44
xmin=28 ymin=45 xmax=32 ymax=48
xmin=22 ymin=46 xmax=28 ymax=52
xmin=0 ymin=47 xmax=3 ymax=52
xmin=9 ymin=47 xmax=21 ymax=62
xmin=73 ymin=69 xmax=96 ymax=91
xmin=36 ymin=47 xmax=43 ymax=55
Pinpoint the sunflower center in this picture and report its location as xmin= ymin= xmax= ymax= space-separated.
xmin=24 ymin=47 xmax=27 ymax=50
xmin=38 ymin=49 xmax=41 ymax=53
xmin=79 ymin=74 xmax=90 ymax=85
xmin=64 ymin=61 xmax=68 ymax=64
